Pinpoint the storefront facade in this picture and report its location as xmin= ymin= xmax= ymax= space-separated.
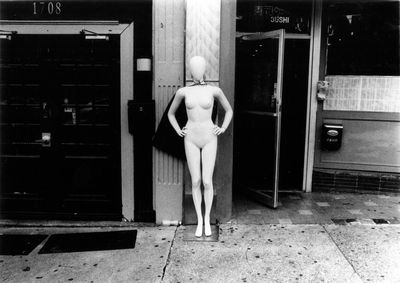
xmin=0 ymin=0 xmax=398 ymax=223
xmin=153 ymin=0 xmax=400 ymax=224
xmin=153 ymin=0 xmax=318 ymax=224
xmin=312 ymin=0 xmax=400 ymax=192
xmin=0 ymin=0 xmax=154 ymax=221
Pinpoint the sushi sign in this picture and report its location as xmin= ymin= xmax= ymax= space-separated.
xmin=271 ymin=16 xmax=290 ymax=24
xmin=254 ymin=5 xmax=291 ymax=24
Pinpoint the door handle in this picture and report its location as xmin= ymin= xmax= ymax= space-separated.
xmin=274 ymin=96 xmax=281 ymax=112
xmin=35 ymin=132 xmax=51 ymax=147
xmin=277 ymin=100 xmax=282 ymax=112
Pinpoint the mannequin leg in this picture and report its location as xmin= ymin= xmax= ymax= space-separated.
xmin=201 ymin=138 xmax=217 ymax=236
xmin=184 ymin=140 xmax=203 ymax=237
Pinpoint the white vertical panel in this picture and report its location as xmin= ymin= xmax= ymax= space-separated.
xmin=183 ymin=0 xmax=222 ymax=223
xmin=185 ymin=0 xmax=221 ymax=83
xmin=121 ymin=23 xmax=135 ymax=221
xmin=154 ymin=0 xmax=185 ymax=224
xmin=304 ymin=0 xmax=322 ymax=192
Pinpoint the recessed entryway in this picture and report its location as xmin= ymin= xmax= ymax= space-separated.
xmin=0 ymin=23 xmax=134 ymax=220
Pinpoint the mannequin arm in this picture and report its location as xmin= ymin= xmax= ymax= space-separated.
xmin=167 ymin=89 xmax=186 ymax=136
xmin=214 ymin=87 xmax=233 ymax=131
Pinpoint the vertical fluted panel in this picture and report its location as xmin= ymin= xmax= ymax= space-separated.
xmin=155 ymin=84 xmax=184 ymax=185
xmin=154 ymin=0 xmax=185 ymax=223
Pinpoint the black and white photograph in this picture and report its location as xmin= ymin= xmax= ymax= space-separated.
xmin=0 ymin=0 xmax=399 ymax=282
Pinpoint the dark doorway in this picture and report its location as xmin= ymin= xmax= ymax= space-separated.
xmin=279 ymin=39 xmax=310 ymax=191
xmin=0 ymin=34 xmax=122 ymax=220
xmin=233 ymin=37 xmax=310 ymax=200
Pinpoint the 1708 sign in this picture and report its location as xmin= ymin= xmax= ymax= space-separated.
xmin=33 ymin=1 xmax=62 ymax=15
xmin=0 ymin=1 xmax=138 ymax=22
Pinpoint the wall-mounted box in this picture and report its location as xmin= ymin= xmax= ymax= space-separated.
xmin=321 ymin=124 xmax=343 ymax=150
xmin=128 ymin=100 xmax=155 ymax=136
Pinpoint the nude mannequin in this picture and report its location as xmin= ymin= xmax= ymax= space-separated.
xmin=168 ymin=56 xmax=233 ymax=237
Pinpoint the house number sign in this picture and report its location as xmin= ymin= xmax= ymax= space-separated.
xmin=1 ymin=1 xmax=137 ymax=22
xmin=33 ymin=2 xmax=62 ymax=15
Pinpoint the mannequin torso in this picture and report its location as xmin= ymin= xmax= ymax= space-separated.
xmin=183 ymin=85 xmax=216 ymax=149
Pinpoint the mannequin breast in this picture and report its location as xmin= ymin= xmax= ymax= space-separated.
xmin=184 ymin=87 xmax=214 ymax=123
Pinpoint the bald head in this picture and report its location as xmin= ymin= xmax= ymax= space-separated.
xmin=189 ymin=56 xmax=206 ymax=82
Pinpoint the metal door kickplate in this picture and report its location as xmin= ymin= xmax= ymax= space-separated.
xmin=183 ymin=225 xmax=219 ymax=242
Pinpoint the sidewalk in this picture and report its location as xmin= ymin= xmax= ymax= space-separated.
xmin=1 ymin=224 xmax=400 ymax=282
xmin=1 ymin=192 xmax=400 ymax=282
xmin=164 ymin=223 xmax=400 ymax=283
xmin=0 ymin=226 xmax=176 ymax=282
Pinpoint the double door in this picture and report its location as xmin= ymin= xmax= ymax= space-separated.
xmin=0 ymin=34 xmax=121 ymax=219
xmin=235 ymin=28 xmax=311 ymax=208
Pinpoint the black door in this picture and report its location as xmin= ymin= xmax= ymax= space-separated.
xmin=0 ymin=34 xmax=121 ymax=220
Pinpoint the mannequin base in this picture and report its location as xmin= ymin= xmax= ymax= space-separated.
xmin=183 ymin=225 xmax=219 ymax=242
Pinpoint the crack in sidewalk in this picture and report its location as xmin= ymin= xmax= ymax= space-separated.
xmin=322 ymin=225 xmax=363 ymax=281
xmin=160 ymin=226 xmax=178 ymax=282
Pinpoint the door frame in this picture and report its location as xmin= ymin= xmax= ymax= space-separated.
xmin=233 ymin=1 xmax=321 ymax=194
xmin=303 ymin=0 xmax=323 ymax=192
xmin=0 ymin=21 xmax=135 ymax=220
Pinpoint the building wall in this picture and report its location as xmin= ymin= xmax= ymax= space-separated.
xmin=153 ymin=0 xmax=236 ymax=224
xmin=315 ymin=76 xmax=400 ymax=173
xmin=312 ymin=1 xmax=400 ymax=192
xmin=313 ymin=78 xmax=400 ymax=192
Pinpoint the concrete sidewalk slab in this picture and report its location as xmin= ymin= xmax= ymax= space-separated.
xmin=0 ymin=226 xmax=176 ymax=283
xmin=163 ymin=224 xmax=362 ymax=283
xmin=324 ymin=224 xmax=400 ymax=283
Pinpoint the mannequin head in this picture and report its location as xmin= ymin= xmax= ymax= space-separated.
xmin=189 ymin=56 xmax=206 ymax=83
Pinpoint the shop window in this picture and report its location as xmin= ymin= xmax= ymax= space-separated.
xmin=326 ymin=1 xmax=399 ymax=75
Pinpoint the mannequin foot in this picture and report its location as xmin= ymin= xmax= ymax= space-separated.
xmin=195 ymin=222 xmax=203 ymax=237
xmin=204 ymin=221 xmax=212 ymax=237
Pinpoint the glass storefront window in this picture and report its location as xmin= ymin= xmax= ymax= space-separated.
xmin=325 ymin=1 xmax=399 ymax=75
